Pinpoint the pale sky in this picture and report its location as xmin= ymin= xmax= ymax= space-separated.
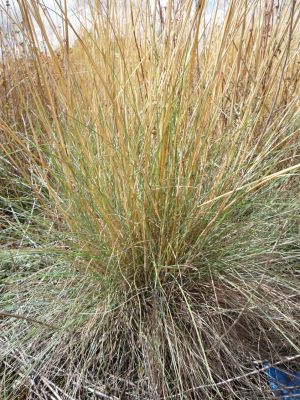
xmin=1 ymin=1 xmax=225 ymax=49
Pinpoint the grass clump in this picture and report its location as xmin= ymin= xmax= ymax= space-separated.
xmin=0 ymin=0 xmax=300 ymax=398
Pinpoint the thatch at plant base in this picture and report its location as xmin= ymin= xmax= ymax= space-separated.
xmin=0 ymin=0 xmax=300 ymax=398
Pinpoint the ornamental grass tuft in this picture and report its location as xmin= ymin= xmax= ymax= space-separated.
xmin=0 ymin=1 xmax=299 ymax=398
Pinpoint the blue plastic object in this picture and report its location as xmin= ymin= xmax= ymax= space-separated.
xmin=264 ymin=363 xmax=300 ymax=399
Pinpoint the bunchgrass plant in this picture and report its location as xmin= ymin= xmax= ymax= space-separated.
xmin=0 ymin=0 xmax=299 ymax=398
